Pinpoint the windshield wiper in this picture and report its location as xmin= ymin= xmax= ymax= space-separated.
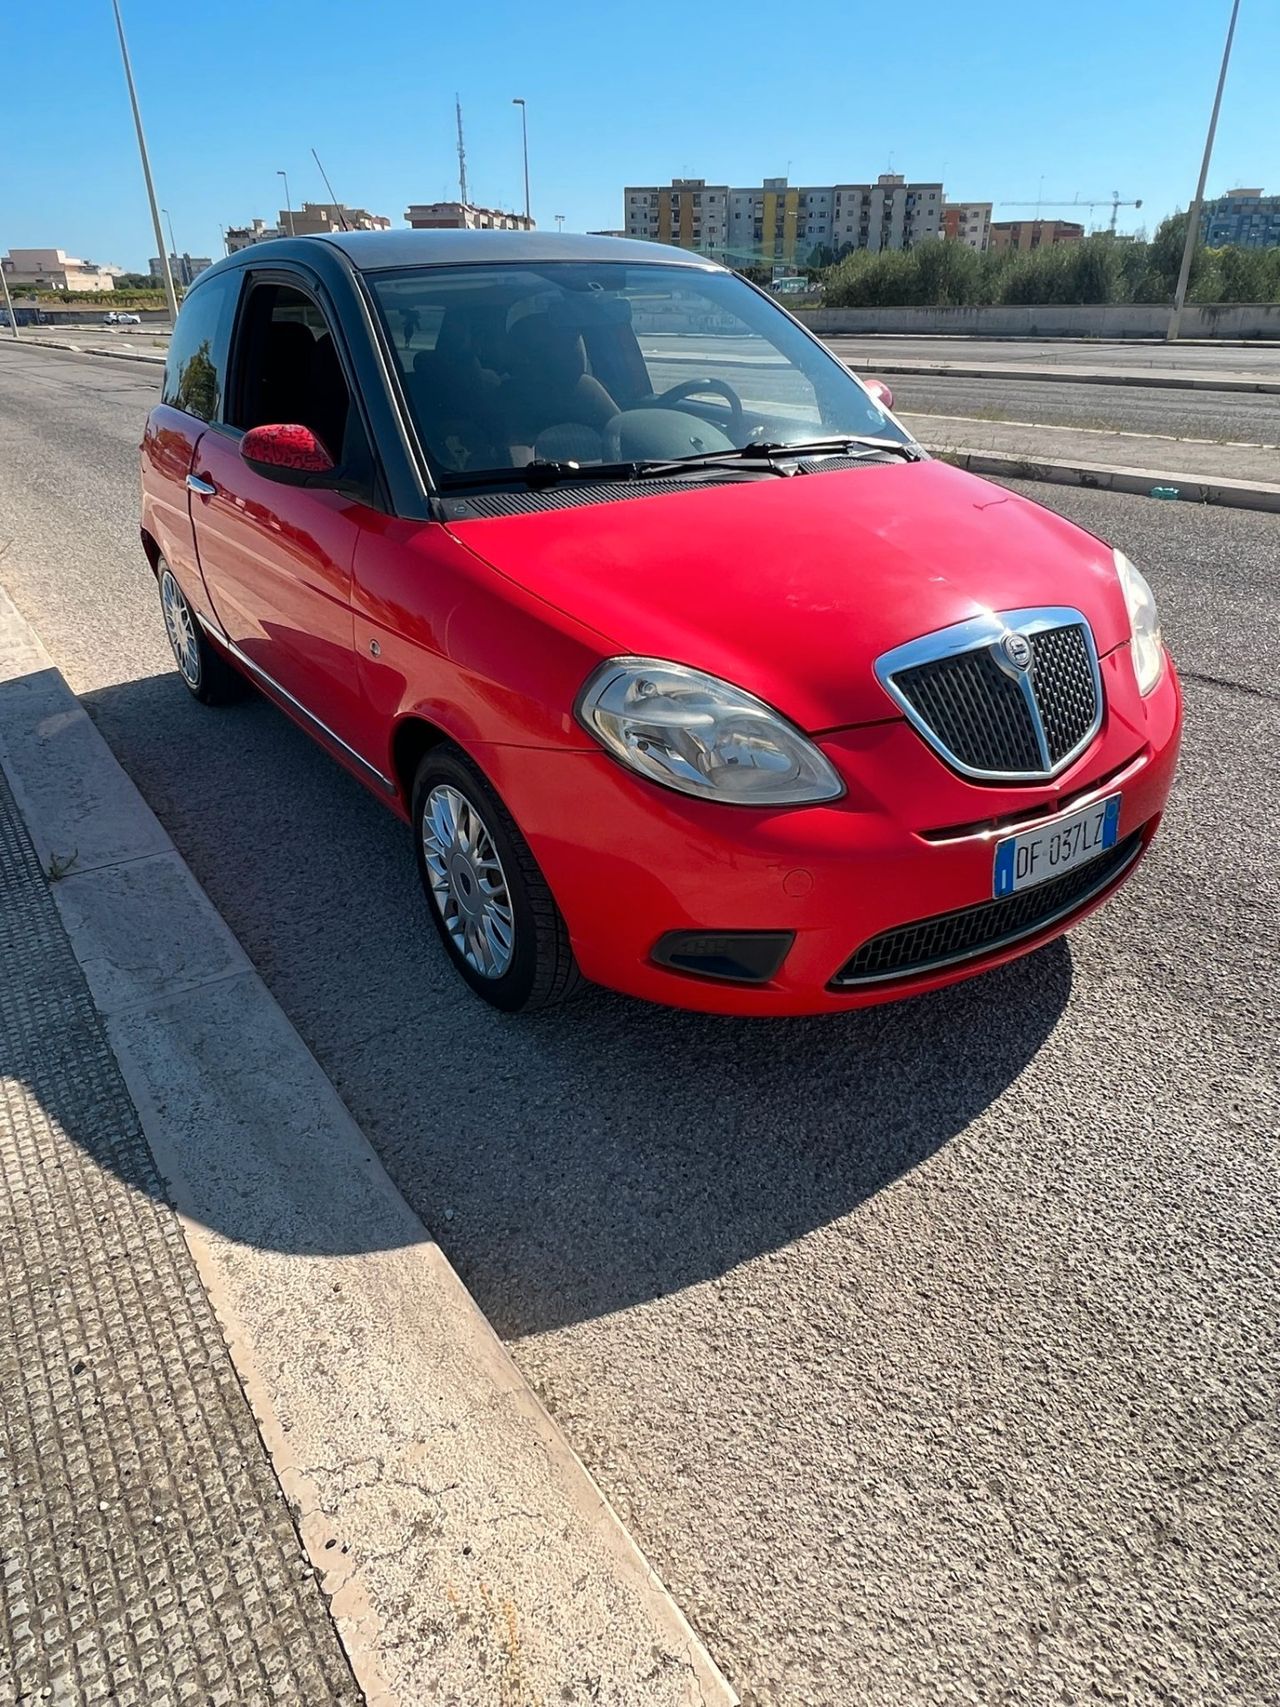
xmin=438 ymin=434 xmax=921 ymax=494
xmin=748 ymin=435 xmax=921 ymax=463
xmin=630 ymin=435 xmax=921 ymax=479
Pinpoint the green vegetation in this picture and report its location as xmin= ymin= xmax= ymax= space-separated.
xmin=7 ymin=283 xmax=171 ymax=308
xmin=815 ymin=215 xmax=1280 ymax=308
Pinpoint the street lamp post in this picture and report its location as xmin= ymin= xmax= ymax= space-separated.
xmin=278 ymin=170 xmax=295 ymax=237
xmin=1167 ymin=0 xmax=1241 ymax=342
xmin=109 ymin=0 xmax=178 ymax=326
xmin=511 ymin=98 xmax=530 ymax=225
xmin=0 ymin=253 xmax=20 ymax=340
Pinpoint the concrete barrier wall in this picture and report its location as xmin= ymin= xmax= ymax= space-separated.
xmin=799 ymin=302 xmax=1280 ymax=340
xmin=5 ymin=307 xmax=171 ymax=326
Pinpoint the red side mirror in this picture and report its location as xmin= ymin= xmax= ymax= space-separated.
xmin=863 ymin=379 xmax=894 ymax=411
xmin=240 ymin=423 xmax=336 ymax=481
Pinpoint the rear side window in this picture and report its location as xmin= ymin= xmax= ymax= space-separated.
xmin=161 ymin=273 xmax=239 ymax=422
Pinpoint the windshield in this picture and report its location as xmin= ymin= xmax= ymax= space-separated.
xmin=366 ymin=260 xmax=908 ymax=486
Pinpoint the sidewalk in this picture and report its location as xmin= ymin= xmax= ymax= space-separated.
xmin=0 ymin=589 xmax=735 ymax=1707
xmin=0 ymin=764 xmax=360 ymax=1705
xmin=901 ymin=409 xmax=1280 ymax=511
xmin=833 ymin=354 xmax=1280 ymax=394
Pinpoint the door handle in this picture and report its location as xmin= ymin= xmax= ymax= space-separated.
xmin=186 ymin=473 xmax=217 ymax=496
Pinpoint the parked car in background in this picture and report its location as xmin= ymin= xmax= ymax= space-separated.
xmin=140 ymin=231 xmax=1181 ymax=1015
xmin=105 ymin=310 xmax=141 ymax=325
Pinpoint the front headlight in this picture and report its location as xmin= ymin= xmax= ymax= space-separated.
xmin=576 ymin=658 xmax=845 ymax=806
xmin=1114 ymin=548 xmax=1164 ymax=695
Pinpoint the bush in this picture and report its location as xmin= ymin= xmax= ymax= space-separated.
xmin=819 ymin=213 xmax=1280 ymax=309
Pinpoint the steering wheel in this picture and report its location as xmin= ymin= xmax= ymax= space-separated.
xmin=647 ymin=377 xmax=745 ymax=439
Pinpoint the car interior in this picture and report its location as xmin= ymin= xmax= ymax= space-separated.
xmin=379 ymin=274 xmax=811 ymax=475
xmin=224 ymin=267 xmax=898 ymax=485
xmin=230 ymin=283 xmax=352 ymax=463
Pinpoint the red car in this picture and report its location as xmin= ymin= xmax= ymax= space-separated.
xmin=141 ymin=232 xmax=1180 ymax=1015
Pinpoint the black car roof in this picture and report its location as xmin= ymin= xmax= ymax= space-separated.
xmin=314 ymin=229 xmax=721 ymax=271
xmin=191 ymin=230 xmax=724 ymax=292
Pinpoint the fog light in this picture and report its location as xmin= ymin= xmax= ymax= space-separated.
xmin=651 ymin=931 xmax=794 ymax=984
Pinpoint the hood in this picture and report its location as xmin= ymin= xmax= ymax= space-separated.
xmin=446 ymin=459 xmax=1132 ymax=731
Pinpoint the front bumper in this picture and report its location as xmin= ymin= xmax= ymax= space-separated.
xmin=476 ymin=649 xmax=1182 ymax=1016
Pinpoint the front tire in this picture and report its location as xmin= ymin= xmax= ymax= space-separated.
xmin=157 ymin=560 xmax=246 ymax=704
xmin=412 ymin=746 xmax=582 ymax=1012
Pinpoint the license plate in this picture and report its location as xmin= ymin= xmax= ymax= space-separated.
xmin=993 ymin=794 xmax=1121 ymax=898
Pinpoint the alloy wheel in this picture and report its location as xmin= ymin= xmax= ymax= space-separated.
xmin=159 ymin=568 xmax=201 ymax=687
xmin=421 ymin=783 xmax=516 ymax=979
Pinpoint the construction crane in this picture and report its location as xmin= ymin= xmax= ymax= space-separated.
xmin=999 ymin=192 xmax=1143 ymax=234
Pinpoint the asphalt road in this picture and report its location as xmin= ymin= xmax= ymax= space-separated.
xmin=2 ymin=342 xmax=1277 ymax=1706
xmin=882 ymin=371 xmax=1278 ymax=446
xmin=823 ymin=333 xmax=1280 ymax=378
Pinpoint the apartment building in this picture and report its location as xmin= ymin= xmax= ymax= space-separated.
xmin=225 ymin=219 xmax=281 ymax=253
xmin=405 ymin=202 xmax=535 ymax=232
xmin=149 ymin=252 xmax=213 ymax=286
xmin=624 ymin=174 xmax=942 ymax=266
xmin=1 ymin=248 xmax=118 ymax=292
xmin=622 ymin=181 xmax=729 ymax=251
xmin=1201 ymin=187 xmax=1280 ymax=249
xmin=283 ymin=202 xmax=391 ymax=236
xmin=989 ymin=219 xmax=1084 ymax=252
xmin=941 ymin=201 xmax=992 ymax=251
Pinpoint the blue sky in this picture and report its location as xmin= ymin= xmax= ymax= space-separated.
xmin=4 ymin=0 xmax=1275 ymax=271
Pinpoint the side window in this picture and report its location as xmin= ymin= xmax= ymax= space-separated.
xmin=225 ymin=281 xmax=352 ymax=464
xmin=160 ymin=273 xmax=238 ymax=422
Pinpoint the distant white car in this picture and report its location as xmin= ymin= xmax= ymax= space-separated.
xmin=105 ymin=310 xmax=142 ymax=325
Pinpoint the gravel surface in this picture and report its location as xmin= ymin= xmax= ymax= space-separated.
xmin=2 ymin=341 xmax=1277 ymax=1706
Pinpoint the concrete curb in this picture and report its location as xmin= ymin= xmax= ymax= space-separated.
xmin=1 ymin=333 xmax=166 ymax=365
xmin=932 ymin=446 xmax=1280 ymax=512
xmin=0 ymin=586 xmax=737 ymax=1707
xmin=838 ymin=357 xmax=1280 ymax=395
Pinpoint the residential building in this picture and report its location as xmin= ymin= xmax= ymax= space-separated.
xmin=624 ymin=174 xmax=943 ymax=266
xmin=283 ymin=202 xmax=391 ymax=237
xmin=405 ymin=202 xmax=535 ymax=232
xmin=149 ymin=253 xmax=213 ymax=287
xmin=989 ymin=219 xmax=1084 ymax=252
xmin=1 ymin=247 xmax=118 ymax=292
xmin=623 ymin=180 xmax=731 ymax=254
xmin=1201 ymin=187 xmax=1280 ymax=249
xmin=587 ymin=229 xmax=626 ymax=238
xmin=225 ymin=219 xmax=282 ymax=253
xmin=941 ymin=200 xmax=992 ymax=251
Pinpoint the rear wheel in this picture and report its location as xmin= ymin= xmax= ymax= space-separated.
xmin=158 ymin=560 xmax=246 ymax=704
xmin=412 ymin=746 xmax=582 ymax=1012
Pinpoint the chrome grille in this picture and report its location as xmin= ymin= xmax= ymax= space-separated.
xmin=893 ymin=648 xmax=1041 ymax=774
xmin=1029 ymin=624 xmax=1096 ymax=764
xmin=876 ymin=607 xmax=1103 ymax=782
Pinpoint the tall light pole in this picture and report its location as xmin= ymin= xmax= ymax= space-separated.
xmin=109 ymin=0 xmax=178 ymax=326
xmin=0 ymin=254 xmax=20 ymax=340
xmin=162 ymin=206 xmax=180 ymax=285
xmin=512 ymin=98 xmax=530 ymax=225
xmin=277 ymin=170 xmax=295 ymax=236
xmin=1167 ymin=0 xmax=1240 ymax=342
